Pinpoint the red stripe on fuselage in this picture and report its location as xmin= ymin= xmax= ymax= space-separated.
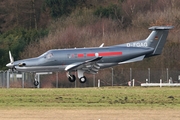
xmin=87 ymin=53 xmax=95 ymax=57
xmin=78 ymin=52 xmax=122 ymax=58
xmin=78 ymin=54 xmax=84 ymax=57
xmin=99 ymin=52 xmax=122 ymax=56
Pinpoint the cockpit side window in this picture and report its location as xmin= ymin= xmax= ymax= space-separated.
xmin=46 ymin=53 xmax=53 ymax=59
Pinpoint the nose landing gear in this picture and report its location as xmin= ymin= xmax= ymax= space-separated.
xmin=34 ymin=74 xmax=39 ymax=87
xmin=34 ymin=80 xmax=39 ymax=86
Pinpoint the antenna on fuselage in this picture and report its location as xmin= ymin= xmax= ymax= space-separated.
xmin=99 ymin=43 xmax=104 ymax=48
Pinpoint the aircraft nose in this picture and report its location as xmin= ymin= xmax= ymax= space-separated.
xmin=6 ymin=63 xmax=14 ymax=68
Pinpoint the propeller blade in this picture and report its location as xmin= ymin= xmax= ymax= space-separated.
xmin=9 ymin=51 xmax=14 ymax=64
xmin=6 ymin=51 xmax=15 ymax=71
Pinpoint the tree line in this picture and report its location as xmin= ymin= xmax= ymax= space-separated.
xmin=0 ymin=0 xmax=180 ymax=73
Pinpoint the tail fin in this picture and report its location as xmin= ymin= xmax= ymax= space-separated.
xmin=146 ymin=26 xmax=173 ymax=56
xmin=117 ymin=26 xmax=173 ymax=56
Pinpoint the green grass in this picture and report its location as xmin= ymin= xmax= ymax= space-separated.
xmin=0 ymin=87 xmax=180 ymax=109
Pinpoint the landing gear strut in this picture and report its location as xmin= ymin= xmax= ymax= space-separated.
xmin=77 ymin=70 xmax=87 ymax=83
xmin=66 ymin=71 xmax=87 ymax=83
xmin=34 ymin=74 xmax=39 ymax=87
xmin=68 ymin=74 xmax=76 ymax=82
xmin=67 ymin=72 xmax=76 ymax=82
xmin=34 ymin=80 xmax=39 ymax=86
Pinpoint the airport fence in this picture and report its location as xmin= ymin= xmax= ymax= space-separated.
xmin=0 ymin=68 xmax=180 ymax=88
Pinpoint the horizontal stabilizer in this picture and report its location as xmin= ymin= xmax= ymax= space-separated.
xmin=149 ymin=26 xmax=174 ymax=30
xmin=118 ymin=55 xmax=145 ymax=64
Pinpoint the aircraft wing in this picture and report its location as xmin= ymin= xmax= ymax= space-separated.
xmin=65 ymin=57 xmax=102 ymax=74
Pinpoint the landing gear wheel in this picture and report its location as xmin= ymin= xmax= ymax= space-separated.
xmin=34 ymin=81 xmax=39 ymax=86
xmin=79 ymin=76 xmax=87 ymax=83
xmin=68 ymin=75 xmax=76 ymax=82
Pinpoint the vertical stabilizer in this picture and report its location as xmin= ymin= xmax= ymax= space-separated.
xmin=145 ymin=26 xmax=173 ymax=56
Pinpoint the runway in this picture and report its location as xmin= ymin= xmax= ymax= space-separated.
xmin=0 ymin=108 xmax=179 ymax=120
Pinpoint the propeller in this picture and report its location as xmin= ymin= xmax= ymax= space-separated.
xmin=6 ymin=51 xmax=16 ymax=71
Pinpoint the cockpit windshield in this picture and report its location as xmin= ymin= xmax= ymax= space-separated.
xmin=39 ymin=51 xmax=53 ymax=59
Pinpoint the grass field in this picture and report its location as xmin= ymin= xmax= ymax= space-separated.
xmin=0 ymin=87 xmax=180 ymax=120
xmin=0 ymin=87 xmax=179 ymax=109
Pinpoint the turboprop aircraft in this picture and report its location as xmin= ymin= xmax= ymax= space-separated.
xmin=6 ymin=26 xmax=173 ymax=86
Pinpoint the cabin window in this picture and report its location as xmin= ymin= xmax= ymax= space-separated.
xmin=68 ymin=54 xmax=75 ymax=58
xmin=75 ymin=54 xmax=77 ymax=58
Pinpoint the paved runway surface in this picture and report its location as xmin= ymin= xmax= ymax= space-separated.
xmin=0 ymin=108 xmax=179 ymax=120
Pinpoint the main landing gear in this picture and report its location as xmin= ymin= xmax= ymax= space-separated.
xmin=67 ymin=71 xmax=87 ymax=83
xmin=68 ymin=74 xmax=76 ymax=82
xmin=79 ymin=76 xmax=87 ymax=83
xmin=32 ymin=70 xmax=87 ymax=87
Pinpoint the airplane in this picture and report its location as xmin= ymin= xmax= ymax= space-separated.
xmin=6 ymin=26 xmax=173 ymax=86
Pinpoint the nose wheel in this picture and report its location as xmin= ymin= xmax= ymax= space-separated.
xmin=34 ymin=74 xmax=39 ymax=87
xmin=34 ymin=80 xmax=39 ymax=86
